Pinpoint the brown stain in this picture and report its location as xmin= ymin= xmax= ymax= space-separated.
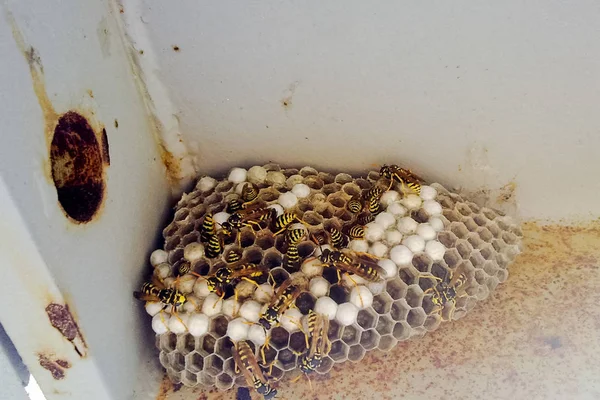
xmin=101 ymin=128 xmax=110 ymax=165
xmin=114 ymin=118 xmax=119 ymax=128
xmin=38 ymin=354 xmax=70 ymax=380
xmin=497 ymin=181 xmax=517 ymax=203
xmin=45 ymin=303 xmax=88 ymax=357
xmin=87 ymin=89 xmax=94 ymax=98
xmin=159 ymin=142 xmax=183 ymax=186
xmin=172 ymin=45 xmax=180 ymax=52
xmin=164 ymin=221 xmax=600 ymax=400
xmin=281 ymin=82 xmax=299 ymax=110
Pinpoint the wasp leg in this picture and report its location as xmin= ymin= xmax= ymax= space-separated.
xmin=260 ymin=335 xmax=272 ymax=365
xmin=345 ymin=273 xmax=363 ymax=307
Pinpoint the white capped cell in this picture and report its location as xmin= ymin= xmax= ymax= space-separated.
xmin=419 ymin=185 xmax=437 ymax=201
xmin=402 ymin=194 xmax=422 ymax=210
xmin=227 ymin=318 xmax=250 ymax=342
xmin=313 ymin=244 xmax=333 ymax=257
xmin=335 ymin=303 xmax=359 ymax=326
xmin=182 ymin=295 xmax=201 ymax=313
xmin=380 ymin=190 xmax=400 ymax=207
xmin=281 ymin=309 xmax=304 ymax=332
xmin=254 ymin=284 xmax=274 ymax=303
xmin=228 ymin=167 xmax=247 ymax=183
xmin=365 ymin=222 xmax=384 ymax=242
xmin=423 ymin=200 xmax=443 ymax=216
xmin=309 ymin=277 xmax=330 ymax=298
xmin=367 ymin=280 xmax=386 ymax=295
xmin=292 ymin=183 xmax=311 ymax=198
xmin=384 ymin=230 xmax=403 ymax=247
xmin=154 ymin=263 xmax=171 ymax=280
xmin=177 ymin=275 xmax=196 ymax=294
xmin=266 ymin=171 xmax=286 ymax=186
xmin=240 ymin=300 xmax=262 ymax=323
xmin=193 ymin=280 xmax=211 ymax=298
xmin=403 ymin=235 xmax=426 ymax=253
xmin=197 ymin=176 xmax=217 ymax=192
xmin=248 ymin=324 xmax=267 ymax=345
xmin=152 ymin=313 xmax=170 ymax=335
xmin=234 ymin=182 xmax=246 ymax=195
xmin=377 ymin=258 xmax=398 ymax=279
xmin=425 ymin=240 xmax=446 ymax=261
xmin=374 ymin=212 xmax=396 ymax=230
xmin=162 ymin=277 xmax=175 ymax=288
xmin=429 ymin=217 xmax=445 ymax=232
xmin=350 ymin=286 xmax=373 ymax=309
xmin=387 ymin=202 xmax=407 ymax=216
xmin=302 ymin=257 xmax=324 ymax=278
xmin=222 ymin=299 xmax=240 ymax=318
xmin=267 ymin=203 xmax=284 ymax=217
xmin=389 ymin=245 xmax=414 ymax=266
xmin=397 ymin=217 xmax=418 ymax=234
xmin=314 ymin=296 xmax=338 ymax=320
xmin=369 ymin=242 xmax=388 ymax=258
xmin=168 ymin=313 xmax=189 ymax=334
xmin=278 ymin=192 xmax=298 ymax=209
xmin=150 ymin=249 xmax=168 ymax=267
xmin=349 ymin=239 xmax=369 ymax=253
xmin=201 ymin=293 xmax=223 ymax=317
xmin=236 ymin=280 xmax=257 ymax=299
xmin=416 ymin=223 xmax=437 ymax=241
xmin=213 ymin=211 xmax=230 ymax=226
xmin=184 ymin=243 xmax=205 ymax=262
xmin=341 ymin=273 xmax=368 ymax=287
xmin=145 ymin=302 xmax=163 ymax=317
xmin=187 ymin=313 xmax=210 ymax=337
xmin=247 ymin=166 xmax=268 ymax=184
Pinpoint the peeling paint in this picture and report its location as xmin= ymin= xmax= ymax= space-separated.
xmin=38 ymin=354 xmax=70 ymax=380
xmin=45 ymin=303 xmax=88 ymax=357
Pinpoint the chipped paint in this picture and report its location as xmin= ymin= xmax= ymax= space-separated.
xmin=38 ymin=354 xmax=71 ymax=380
xmin=45 ymin=303 xmax=88 ymax=357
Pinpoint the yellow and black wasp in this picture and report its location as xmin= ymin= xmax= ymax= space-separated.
xmin=272 ymin=212 xmax=307 ymax=235
xmin=205 ymin=262 xmax=267 ymax=299
xmin=362 ymin=185 xmax=384 ymax=214
xmin=422 ymin=269 xmax=469 ymax=321
xmin=347 ymin=224 xmax=365 ymax=240
xmin=205 ymin=232 xmax=225 ymax=258
xmin=298 ymin=310 xmax=331 ymax=379
xmin=233 ymin=340 xmax=278 ymax=400
xmin=346 ymin=195 xmax=363 ymax=214
xmin=133 ymin=275 xmax=191 ymax=325
xmin=241 ymin=182 xmax=259 ymax=203
xmin=222 ymin=207 xmax=276 ymax=245
xmin=285 ymin=227 xmax=306 ymax=266
xmin=326 ymin=226 xmax=349 ymax=248
xmin=380 ymin=164 xmax=425 ymax=194
xmin=200 ymin=212 xmax=216 ymax=243
xmin=319 ymin=249 xmax=382 ymax=283
xmin=356 ymin=212 xmax=374 ymax=226
xmin=259 ymin=276 xmax=306 ymax=330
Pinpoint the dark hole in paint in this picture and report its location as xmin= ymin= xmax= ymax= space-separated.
xmin=50 ymin=111 xmax=106 ymax=223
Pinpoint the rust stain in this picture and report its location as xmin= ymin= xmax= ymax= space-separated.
xmin=45 ymin=303 xmax=88 ymax=357
xmin=38 ymin=354 xmax=70 ymax=380
xmin=159 ymin=142 xmax=183 ymax=186
xmin=101 ymin=128 xmax=110 ymax=165
xmin=172 ymin=45 xmax=181 ymax=52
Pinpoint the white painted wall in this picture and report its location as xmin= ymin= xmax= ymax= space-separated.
xmin=137 ymin=0 xmax=600 ymax=221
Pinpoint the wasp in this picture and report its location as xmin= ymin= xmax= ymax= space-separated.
xmin=205 ymin=232 xmax=224 ymax=258
xmin=223 ymin=207 xmax=276 ymax=245
xmin=363 ymin=186 xmax=384 ymax=214
xmin=233 ymin=340 xmax=278 ymax=400
xmin=327 ymin=226 xmax=348 ymax=248
xmin=241 ymin=182 xmax=259 ymax=203
xmin=225 ymin=249 xmax=242 ymax=264
xmin=286 ymin=227 xmax=306 ymax=245
xmin=347 ymin=225 xmax=365 ymax=239
xmin=356 ymin=212 xmax=374 ymax=226
xmin=200 ymin=212 xmax=216 ymax=243
xmin=204 ymin=263 xmax=266 ymax=302
xmin=226 ymin=199 xmax=244 ymax=213
xmin=273 ymin=212 xmax=307 ymax=235
xmin=380 ymin=164 xmax=424 ymax=194
xmin=134 ymin=276 xmax=190 ymax=325
xmin=298 ymin=310 xmax=331 ymax=375
xmin=319 ymin=249 xmax=382 ymax=283
xmin=346 ymin=195 xmax=363 ymax=214
xmin=422 ymin=269 xmax=469 ymax=321
xmin=259 ymin=277 xmax=306 ymax=330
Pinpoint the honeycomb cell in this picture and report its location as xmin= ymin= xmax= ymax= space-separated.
xmin=297 ymin=241 xmax=316 ymax=258
xmin=443 ymin=248 xmax=461 ymax=268
xmin=386 ymin=278 xmax=408 ymax=300
xmin=296 ymin=292 xmax=316 ymax=314
xmin=329 ymin=284 xmax=349 ymax=304
xmin=199 ymin=334 xmax=217 ymax=354
xmin=162 ymin=332 xmax=178 ymax=352
xmin=359 ymin=329 xmax=380 ymax=350
xmin=216 ymin=373 xmax=234 ymax=390
xmin=488 ymin=223 xmax=502 ymax=238
xmin=474 ymin=269 xmax=487 ymax=285
xmin=323 ymin=183 xmax=342 ymax=196
xmin=255 ymin=234 xmax=275 ymax=250
xmin=341 ymin=182 xmax=361 ymax=197
xmin=316 ymin=356 xmax=335 ymax=373
xmin=482 ymin=260 xmax=499 ymax=277
xmin=356 ymin=309 xmax=378 ymax=330
xmin=347 ymin=344 xmax=366 ymax=362
xmin=318 ymin=171 xmax=335 ymax=184
xmin=163 ymin=223 xmax=179 ymax=240
xmin=322 ymin=267 xmax=340 ymax=284
xmin=355 ymin=178 xmax=370 ymax=189
xmin=450 ymin=222 xmax=469 ymax=239
xmin=242 ymin=246 xmax=262 ymax=263
xmin=260 ymin=345 xmax=277 ymax=366
xmin=297 ymin=198 xmax=314 ymax=213
xmin=169 ymin=352 xmax=186 ymax=372
xmin=335 ymin=209 xmax=353 ymax=222
xmin=329 ymin=340 xmax=349 ymax=361
xmin=407 ymin=307 xmax=427 ymax=328
xmin=303 ymin=211 xmax=323 ymax=226
xmin=186 ymin=352 xmax=204 ymax=373
xmin=456 ymin=204 xmax=472 ymax=216
xmin=263 ymin=251 xmax=283 ymax=269
xmin=412 ymin=253 xmax=433 ymax=273
xmin=390 ymin=299 xmax=410 ymax=322
xmin=438 ymin=196 xmax=455 ymax=209
xmin=340 ymin=325 xmax=360 ymax=346
xmin=372 ymin=292 xmax=393 ymax=314
xmin=502 ymin=231 xmax=518 ymax=245
xmin=190 ymin=204 xmax=207 ymax=219
xmin=180 ymin=226 xmax=196 ymax=240
xmin=270 ymin=268 xmax=290 ymax=285
xmin=209 ymin=316 xmax=229 ymax=338
xmin=299 ymin=166 xmax=318 ymax=177
xmin=174 ymin=208 xmax=190 ymax=222
xmin=277 ymin=348 xmax=297 ymax=371
xmin=406 ymin=285 xmax=424 ymax=308
xmin=270 ymin=327 xmax=290 ymax=349
xmin=177 ymin=333 xmax=196 ymax=355
xmin=437 ymin=231 xmax=458 ymax=248
xmin=303 ymin=175 xmax=324 ymax=190
xmin=289 ymin=331 xmax=308 ymax=355
xmin=315 ymin=203 xmax=335 ymax=218
xmin=215 ymin=337 xmax=234 ymax=359
xmin=327 ymin=193 xmax=346 ymax=209
xmin=199 ymin=371 xmax=216 ymax=386
xmin=375 ymin=314 xmax=394 ymax=335
xmin=392 ymin=321 xmax=410 ymax=341
xmin=456 ymin=240 xmax=474 ymax=259
xmin=167 ymin=246 xmax=183 ymax=263
xmin=205 ymin=193 xmax=223 ymax=205
xmin=398 ymin=266 xmax=420 ymax=286
xmin=466 ymin=233 xmax=484 ymax=249
xmin=496 ymin=269 xmax=508 ymax=283
xmin=260 ymin=188 xmax=279 ymax=202
xmin=469 ymin=251 xmax=486 ymax=267
xmin=443 ymin=209 xmax=461 ymax=223
xmin=423 ymin=314 xmax=442 ymax=331
xmin=204 ymin=354 xmax=224 ymax=377
xmin=328 ymin=320 xmax=343 ymax=341
xmin=183 ymin=370 xmax=199 ymax=386
xmin=473 ymin=214 xmax=488 ymax=227
xmin=192 ymin=260 xmax=210 ymax=276
xmin=462 ymin=217 xmax=478 ymax=232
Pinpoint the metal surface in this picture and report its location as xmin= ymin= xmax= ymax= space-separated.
xmin=156 ymin=221 xmax=600 ymax=399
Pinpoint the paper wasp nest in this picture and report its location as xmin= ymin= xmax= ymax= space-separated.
xmin=150 ymin=164 xmax=522 ymax=390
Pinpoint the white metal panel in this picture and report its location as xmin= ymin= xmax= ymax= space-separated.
xmin=138 ymin=0 xmax=600 ymax=221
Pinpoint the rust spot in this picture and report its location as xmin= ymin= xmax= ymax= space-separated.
xmin=45 ymin=303 xmax=88 ymax=357
xmin=51 ymin=111 xmax=106 ymax=223
xmin=159 ymin=143 xmax=182 ymax=184
xmin=172 ymin=45 xmax=180 ymax=52
xmin=38 ymin=354 xmax=69 ymax=380
xmin=101 ymin=128 xmax=110 ymax=165
xmin=114 ymin=119 xmax=119 ymax=128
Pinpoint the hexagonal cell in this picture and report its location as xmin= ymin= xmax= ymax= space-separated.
xmin=329 ymin=340 xmax=350 ymax=361
xmin=375 ymin=314 xmax=394 ymax=336
xmin=167 ymin=247 xmax=184 ymax=264
xmin=356 ymin=308 xmax=378 ymax=330
xmin=205 ymin=192 xmax=224 ymax=206
xmin=297 ymin=241 xmax=316 ymax=258
xmin=347 ymin=344 xmax=366 ymax=362
xmin=423 ymin=314 xmax=442 ymax=332
xmin=166 ymin=369 xmax=182 ymax=385
xmin=421 ymin=295 xmax=438 ymax=315
xmin=303 ymin=175 xmax=324 ymax=189
xmin=456 ymin=240 xmax=474 ymax=259
xmin=398 ymin=266 xmax=419 ymax=286
xmin=341 ymin=182 xmax=361 ymax=197
xmin=372 ymin=292 xmax=393 ymax=314
xmin=182 ymin=370 xmax=199 ymax=386
xmin=462 ymin=217 xmax=478 ymax=232
xmin=192 ymin=260 xmax=211 ymax=276
xmin=438 ymin=195 xmax=455 ymax=208
xmin=456 ymin=203 xmax=472 ymax=216
xmin=378 ymin=335 xmax=398 ymax=352
xmin=469 ymin=251 xmax=486 ymax=267
xmin=359 ymin=329 xmax=380 ymax=350
xmin=328 ymin=284 xmax=349 ymax=304
xmin=387 ymin=277 xmax=408 ymax=300
xmin=442 ymin=209 xmax=461 ymax=223
xmin=450 ymin=222 xmax=469 ymax=239
xmin=340 ymin=325 xmax=360 ymax=346
xmin=430 ymin=262 xmax=448 ymax=280
xmin=260 ymin=344 xmax=277 ymax=366
xmin=297 ymin=198 xmax=314 ymax=213
xmin=289 ymin=331 xmax=308 ymax=355
xmin=472 ymin=213 xmax=488 ymax=227
xmin=406 ymin=285 xmax=424 ymax=308
xmin=466 ymin=233 xmax=484 ymax=249
xmin=322 ymin=267 xmax=340 ymax=284
xmin=270 ymin=327 xmax=290 ymax=349
xmin=260 ymin=188 xmax=279 ymax=202
xmin=392 ymin=321 xmax=410 ymax=341
xmin=328 ymin=320 xmax=343 ymax=341
xmin=296 ymin=292 xmax=316 ymax=314
xmin=214 ymin=336 xmax=234 ymax=360
xmin=163 ymin=223 xmax=179 ymax=240
xmin=215 ymin=372 xmax=234 ymax=390
xmin=390 ymin=299 xmax=410 ymax=322
xmin=496 ymin=268 xmax=508 ymax=283
xmin=437 ymin=231 xmax=458 ymax=248
xmin=335 ymin=209 xmax=353 ymax=222
xmin=198 ymin=371 xmax=216 ymax=386
xmin=316 ymin=356 xmax=335 ymax=373
xmin=159 ymin=352 xmax=169 ymax=369
xmin=270 ymin=267 xmax=290 ymax=286
xmin=174 ymin=208 xmax=190 ymax=222
xmin=161 ymin=332 xmax=178 ymax=352
xmin=502 ymin=231 xmax=518 ymax=245
xmin=488 ymin=223 xmax=502 ymax=238
xmin=242 ymin=246 xmax=263 ymax=263
xmin=269 ymin=364 xmax=285 ymax=380
xmin=277 ymin=348 xmax=297 ymax=371
xmin=482 ymin=260 xmax=499 ymax=277
xmin=204 ymin=354 xmax=224 ymax=377
xmin=412 ymin=253 xmax=433 ymax=273
xmin=443 ymin=248 xmax=461 ymax=269
xmin=199 ymin=334 xmax=217 ymax=354
xmin=407 ymin=307 xmax=427 ymax=328
xmin=177 ymin=333 xmax=196 ymax=355
xmin=323 ymin=183 xmax=342 ymax=196
xmin=263 ymin=251 xmax=283 ymax=269
xmin=474 ymin=269 xmax=487 ymax=285
xmin=210 ymin=316 xmax=229 ymax=338
xmin=303 ymin=211 xmax=324 ymax=226
xmin=318 ymin=171 xmax=335 ymax=184
xmin=186 ymin=352 xmax=204 ymax=373
xmin=255 ymin=233 xmax=275 ymax=250
xmin=169 ymin=352 xmax=186 ymax=372
xmin=355 ymin=178 xmax=371 ymax=189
